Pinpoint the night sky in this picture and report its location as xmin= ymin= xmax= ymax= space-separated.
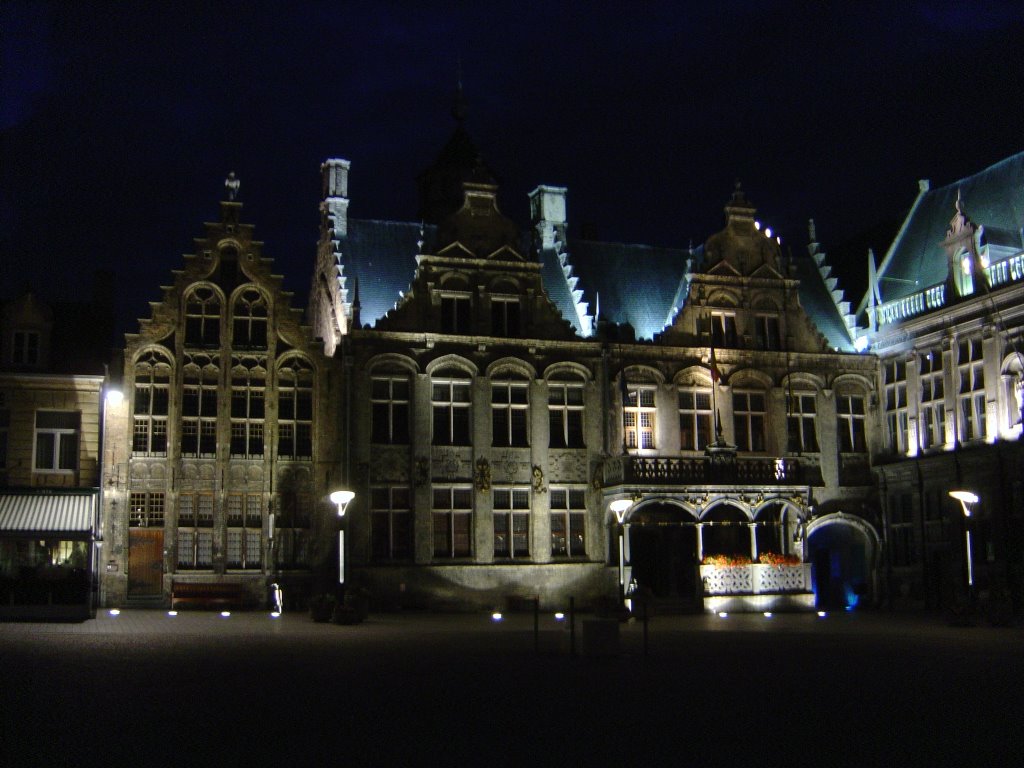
xmin=3 ymin=1 xmax=1023 ymax=332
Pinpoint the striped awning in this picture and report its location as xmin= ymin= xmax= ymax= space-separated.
xmin=0 ymin=491 xmax=97 ymax=534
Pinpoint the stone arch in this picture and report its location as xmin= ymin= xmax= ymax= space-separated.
xmin=729 ymin=368 xmax=773 ymax=390
xmin=486 ymin=357 xmax=537 ymax=380
xmin=831 ymin=372 xmax=873 ymax=393
xmin=488 ymin=276 xmax=521 ymax=293
xmin=624 ymin=499 xmax=700 ymax=604
xmin=806 ymin=512 xmax=880 ymax=609
xmin=700 ymin=501 xmax=752 ymax=560
xmin=543 ymin=361 xmax=592 ymax=383
xmin=366 ymin=353 xmax=419 ymax=376
xmin=621 ymin=364 xmax=665 ymax=385
xmin=751 ymin=293 xmax=781 ymax=311
xmin=673 ymin=365 xmax=714 ymax=388
xmin=781 ymin=372 xmax=826 ymax=391
xmin=707 ymin=289 xmax=740 ymax=307
xmin=438 ymin=271 xmax=470 ymax=290
xmin=425 ymin=354 xmax=478 ymax=378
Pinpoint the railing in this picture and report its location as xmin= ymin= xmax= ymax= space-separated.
xmin=876 ymin=283 xmax=946 ymax=328
xmin=700 ymin=563 xmax=813 ymax=595
xmin=603 ymin=455 xmax=817 ymax=487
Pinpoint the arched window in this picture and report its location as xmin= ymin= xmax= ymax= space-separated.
xmin=733 ymin=389 xmax=766 ymax=452
xmin=132 ymin=349 xmax=171 ymax=456
xmin=232 ymin=288 xmax=268 ymax=349
xmin=184 ymin=287 xmax=221 ymax=347
xmin=548 ymin=372 xmax=585 ymax=449
xmin=278 ymin=357 xmax=313 ymax=459
xmin=492 ymin=373 xmax=529 ymax=447
xmin=370 ymin=365 xmax=411 ymax=445
xmin=432 ymin=367 xmax=471 ymax=446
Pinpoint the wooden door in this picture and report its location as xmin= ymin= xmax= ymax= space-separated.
xmin=128 ymin=529 xmax=164 ymax=597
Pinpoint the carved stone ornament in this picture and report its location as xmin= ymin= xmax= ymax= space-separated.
xmin=415 ymin=457 xmax=430 ymax=487
xmin=531 ymin=465 xmax=547 ymax=494
xmin=475 ymin=457 xmax=491 ymax=493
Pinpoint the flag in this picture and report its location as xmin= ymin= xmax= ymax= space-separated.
xmin=709 ymin=345 xmax=721 ymax=383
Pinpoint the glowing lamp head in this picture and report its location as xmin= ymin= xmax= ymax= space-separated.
xmin=609 ymin=498 xmax=633 ymax=523
xmin=949 ymin=490 xmax=979 ymax=517
xmin=330 ymin=490 xmax=355 ymax=516
xmin=105 ymin=388 xmax=124 ymax=407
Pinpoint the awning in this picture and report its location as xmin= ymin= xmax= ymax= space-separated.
xmin=0 ymin=491 xmax=97 ymax=534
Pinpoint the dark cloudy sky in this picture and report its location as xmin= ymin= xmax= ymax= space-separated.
xmin=3 ymin=1 xmax=1023 ymax=329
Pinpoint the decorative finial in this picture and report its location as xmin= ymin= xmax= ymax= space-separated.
xmin=955 ymin=187 xmax=964 ymax=213
xmin=225 ymin=172 xmax=240 ymax=201
xmin=808 ymin=218 xmax=817 ymax=243
xmin=452 ymin=59 xmax=467 ymax=123
xmin=417 ymin=221 xmax=425 ymax=253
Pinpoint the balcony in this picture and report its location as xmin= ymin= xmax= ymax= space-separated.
xmin=602 ymin=455 xmax=820 ymax=487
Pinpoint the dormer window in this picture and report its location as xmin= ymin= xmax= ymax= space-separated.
xmin=491 ymin=295 xmax=520 ymax=337
xmin=755 ymin=315 xmax=781 ymax=351
xmin=12 ymin=330 xmax=39 ymax=365
xmin=441 ymin=292 xmax=472 ymax=334
xmin=710 ymin=312 xmax=738 ymax=348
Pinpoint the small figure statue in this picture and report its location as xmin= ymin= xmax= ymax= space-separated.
xmin=225 ymin=172 xmax=240 ymax=201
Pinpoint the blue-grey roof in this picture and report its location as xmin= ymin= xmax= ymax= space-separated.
xmin=539 ymin=246 xmax=587 ymax=336
xmin=877 ymin=152 xmax=1024 ymax=304
xmin=792 ymin=253 xmax=856 ymax=352
xmin=567 ymin=238 xmax=690 ymax=340
xmin=343 ymin=220 xmax=436 ymax=327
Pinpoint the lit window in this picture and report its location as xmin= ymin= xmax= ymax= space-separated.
xmin=432 ymin=370 xmax=471 ymax=446
xmin=371 ymin=373 xmax=410 ymax=444
xmin=432 ymin=486 xmax=473 ymax=559
xmin=957 ymin=338 xmax=985 ymax=441
xmin=493 ymin=487 xmax=530 ymax=559
xmin=371 ymin=486 xmax=413 ymax=561
xmin=733 ymin=391 xmax=766 ymax=452
xmin=623 ymin=383 xmax=656 ymax=450
xmin=550 ymin=487 xmax=586 ymax=558
xmin=786 ymin=392 xmax=818 ymax=453
xmin=132 ymin=350 xmax=171 ymax=456
xmin=678 ymin=388 xmax=712 ymax=451
xmin=883 ymin=359 xmax=908 ymax=454
xmin=278 ymin=357 xmax=314 ymax=459
xmin=836 ymin=394 xmax=867 ymax=453
xmin=492 ymin=375 xmax=529 ymax=447
xmin=34 ymin=411 xmax=80 ymax=472
xmin=919 ymin=349 xmax=945 ymax=450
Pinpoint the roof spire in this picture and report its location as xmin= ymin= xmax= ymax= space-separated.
xmin=452 ymin=59 xmax=467 ymax=123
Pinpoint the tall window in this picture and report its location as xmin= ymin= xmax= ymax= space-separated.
xmin=12 ymin=330 xmax=40 ymax=365
xmin=493 ymin=487 xmax=530 ymax=558
xmin=278 ymin=357 xmax=313 ymax=459
xmin=883 ymin=359 xmax=908 ymax=454
xmin=371 ymin=486 xmax=412 ymax=561
xmin=678 ymin=388 xmax=712 ymax=451
xmin=755 ymin=315 xmax=782 ymax=351
xmin=548 ymin=375 xmax=585 ymax=448
xmin=432 ymin=370 xmax=471 ymax=446
xmin=492 ymin=375 xmax=529 ymax=447
xmin=184 ymin=287 xmax=221 ymax=347
xmin=177 ymin=493 xmax=214 ymax=569
xmin=34 ymin=411 xmax=79 ymax=472
xmin=550 ymin=487 xmax=586 ymax=558
xmin=129 ymin=491 xmax=165 ymax=528
xmin=710 ymin=311 xmax=738 ymax=347
xmin=958 ymin=337 xmax=986 ymax=441
xmin=491 ymin=296 xmax=520 ymax=336
xmin=274 ymin=488 xmax=311 ymax=568
xmin=623 ymin=384 xmax=656 ymax=450
xmin=733 ymin=391 xmax=765 ymax=452
xmin=132 ymin=351 xmax=171 ymax=456
xmin=432 ymin=486 xmax=472 ymax=558
xmin=226 ymin=493 xmax=262 ymax=569
xmin=182 ymin=356 xmax=218 ymax=458
xmin=888 ymin=493 xmax=917 ymax=567
xmin=441 ymin=293 xmax=472 ymax=334
xmin=837 ymin=394 xmax=867 ymax=452
xmin=230 ymin=359 xmax=266 ymax=458
xmin=919 ymin=349 xmax=945 ymax=450
xmin=232 ymin=288 xmax=268 ymax=349
xmin=371 ymin=372 xmax=410 ymax=444
xmin=787 ymin=392 xmax=818 ymax=452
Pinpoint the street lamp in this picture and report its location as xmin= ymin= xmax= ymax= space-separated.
xmin=610 ymin=498 xmax=634 ymax=605
xmin=949 ymin=490 xmax=978 ymax=596
xmin=330 ymin=490 xmax=355 ymax=585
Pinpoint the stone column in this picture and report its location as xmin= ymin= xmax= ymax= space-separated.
xmin=695 ymin=522 xmax=704 ymax=562
xmin=749 ymin=522 xmax=758 ymax=561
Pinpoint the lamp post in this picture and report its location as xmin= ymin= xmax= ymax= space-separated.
xmin=610 ymin=498 xmax=634 ymax=606
xmin=949 ymin=490 xmax=978 ymax=600
xmin=330 ymin=490 xmax=355 ymax=586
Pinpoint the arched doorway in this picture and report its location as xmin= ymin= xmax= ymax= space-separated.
xmin=628 ymin=503 xmax=698 ymax=609
xmin=701 ymin=503 xmax=750 ymax=560
xmin=806 ymin=514 xmax=878 ymax=610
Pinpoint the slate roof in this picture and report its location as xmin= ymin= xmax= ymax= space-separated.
xmin=791 ymin=252 xmax=857 ymax=352
xmin=874 ymin=151 xmax=1024 ymax=305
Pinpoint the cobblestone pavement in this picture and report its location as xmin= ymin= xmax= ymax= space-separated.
xmin=3 ymin=609 xmax=1021 ymax=767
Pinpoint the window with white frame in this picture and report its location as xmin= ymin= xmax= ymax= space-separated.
xmin=432 ymin=486 xmax=472 ymax=559
xmin=548 ymin=375 xmax=585 ymax=448
xmin=550 ymin=487 xmax=586 ymax=558
xmin=371 ymin=485 xmax=412 ymax=561
xmin=230 ymin=358 xmax=266 ymax=458
xmin=371 ymin=372 xmax=410 ymax=444
xmin=836 ymin=393 xmax=867 ymax=452
xmin=786 ymin=392 xmax=818 ymax=452
xmin=232 ymin=287 xmax=268 ymax=349
xmin=440 ymin=292 xmax=472 ymax=334
xmin=492 ymin=375 xmax=529 ymax=447
xmin=129 ymin=491 xmax=165 ymax=528
xmin=184 ymin=286 xmax=221 ymax=347
xmin=710 ymin=311 xmax=738 ymax=347
xmin=274 ymin=489 xmax=311 ymax=568
xmin=34 ymin=411 xmax=80 ymax=472
xmin=493 ymin=486 xmax=530 ymax=558
xmin=883 ymin=359 xmax=908 ymax=454
xmin=678 ymin=388 xmax=713 ymax=451
xmin=181 ymin=355 xmax=218 ymax=458
xmin=957 ymin=337 xmax=986 ymax=441
xmin=755 ymin=314 xmax=782 ymax=351
xmin=919 ymin=349 xmax=945 ymax=450
xmin=132 ymin=350 xmax=170 ymax=456
xmin=278 ymin=357 xmax=314 ymax=459
xmin=733 ymin=391 xmax=766 ymax=452
xmin=491 ymin=295 xmax=520 ymax=337
xmin=432 ymin=370 xmax=471 ymax=446
xmin=226 ymin=493 xmax=262 ymax=569
xmin=177 ymin=493 xmax=214 ymax=569
xmin=12 ymin=330 xmax=40 ymax=365
xmin=623 ymin=383 xmax=656 ymax=450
